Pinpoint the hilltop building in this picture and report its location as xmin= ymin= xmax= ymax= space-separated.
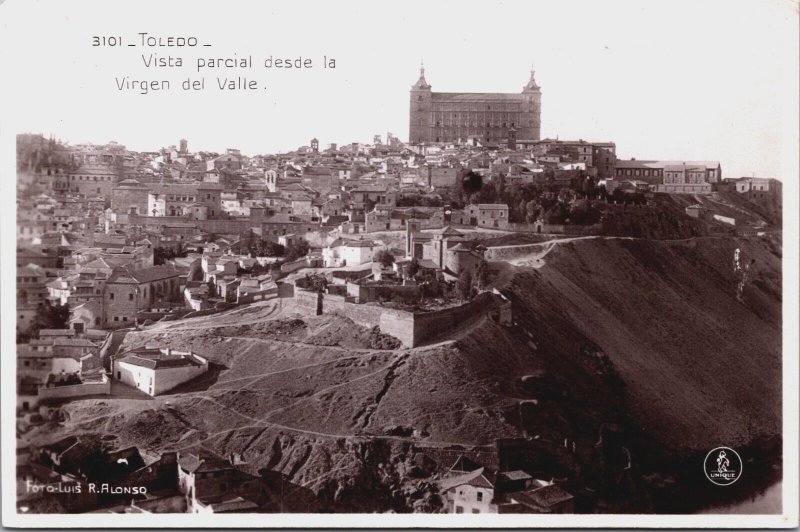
xmin=409 ymin=65 xmax=542 ymax=144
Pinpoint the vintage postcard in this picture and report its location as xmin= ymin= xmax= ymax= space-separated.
xmin=1 ymin=0 xmax=797 ymax=528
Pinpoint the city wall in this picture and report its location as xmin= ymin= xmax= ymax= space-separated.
xmin=292 ymin=289 xmax=507 ymax=348
xmin=410 ymin=292 xmax=499 ymax=345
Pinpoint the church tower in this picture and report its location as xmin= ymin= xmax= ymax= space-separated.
xmin=521 ymin=68 xmax=542 ymax=141
xmin=508 ymin=127 xmax=517 ymax=150
xmin=409 ymin=62 xmax=432 ymax=144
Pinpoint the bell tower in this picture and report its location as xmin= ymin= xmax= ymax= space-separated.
xmin=409 ymin=62 xmax=432 ymax=144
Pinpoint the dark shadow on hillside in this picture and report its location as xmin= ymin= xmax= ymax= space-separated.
xmin=166 ymin=362 xmax=227 ymax=394
xmin=257 ymin=470 xmax=322 ymax=512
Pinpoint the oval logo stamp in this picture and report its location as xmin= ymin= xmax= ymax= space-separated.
xmin=704 ymin=447 xmax=743 ymax=486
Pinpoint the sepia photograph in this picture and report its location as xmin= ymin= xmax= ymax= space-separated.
xmin=1 ymin=0 xmax=797 ymax=528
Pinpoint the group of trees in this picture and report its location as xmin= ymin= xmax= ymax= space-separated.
xmin=285 ymin=240 xmax=311 ymax=261
xmin=444 ymin=170 xmax=650 ymax=226
xmin=396 ymin=195 xmax=444 ymax=208
xmin=153 ymin=245 xmax=188 ymax=266
xmin=245 ymin=238 xmax=310 ymax=262
xmin=402 ymin=257 xmax=492 ymax=303
xmin=377 ymin=250 xmax=396 ymax=269
xmin=248 ymin=240 xmax=285 ymax=258
xmin=455 ymin=259 xmax=491 ymax=301
xmin=18 ymin=301 xmax=70 ymax=342
xmin=296 ymin=273 xmax=328 ymax=293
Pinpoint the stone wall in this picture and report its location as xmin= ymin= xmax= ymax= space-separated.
xmin=295 ymin=288 xmax=505 ymax=347
xmin=338 ymin=300 xmax=384 ymax=329
xmin=378 ymin=309 xmax=415 ymax=346
xmin=484 ymin=242 xmax=552 ymax=261
xmin=294 ymin=289 xmax=322 ymax=315
xmin=38 ymin=374 xmax=110 ymax=400
xmin=347 ymin=282 xmax=421 ymax=304
xmin=506 ymin=222 xmax=599 ymax=235
xmin=411 ymin=292 xmax=498 ymax=345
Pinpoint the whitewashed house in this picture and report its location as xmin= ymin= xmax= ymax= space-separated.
xmin=112 ymin=347 xmax=208 ymax=396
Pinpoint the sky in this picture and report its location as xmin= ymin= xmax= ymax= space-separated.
xmin=0 ymin=0 xmax=798 ymax=180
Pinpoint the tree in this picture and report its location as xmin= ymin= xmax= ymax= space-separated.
xmin=250 ymin=240 xmax=285 ymax=257
xmin=377 ymin=249 xmax=396 ymax=269
xmin=31 ymin=302 xmax=70 ymax=336
xmin=419 ymin=270 xmax=444 ymax=299
xmin=206 ymin=278 xmax=216 ymax=298
xmin=154 ymin=246 xmax=185 ymax=265
xmin=456 ymin=270 xmax=474 ymax=301
xmin=462 ymin=171 xmax=483 ymax=195
xmin=525 ymin=199 xmax=541 ymax=224
xmin=405 ymin=257 xmax=421 ymax=279
xmin=285 ymin=240 xmax=310 ymax=261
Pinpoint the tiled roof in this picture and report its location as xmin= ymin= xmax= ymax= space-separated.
xmin=512 ymin=484 xmax=573 ymax=510
xmin=108 ymin=265 xmax=179 ymax=284
xmin=343 ymin=240 xmax=375 ymax=248
xmin=616 ymin=160 xmax=720 ymax=169
xmin=178 ymin=450 xmax=232 ymax=473
xmin=203 ymin=496 xmax=259 ymax=513
xmin=118 ymin=351 xmax=203 ymax=370
xmin=38 ymin=329 xmax=75 ymax=337
xmin=499 ymin=470 xmax=533 ymax=482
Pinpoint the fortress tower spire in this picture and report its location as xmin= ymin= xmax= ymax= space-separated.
xmin=524 ymin=66 xmax=540 ymax=91
xmin=412 ymin=60 xmax=431 ymax=90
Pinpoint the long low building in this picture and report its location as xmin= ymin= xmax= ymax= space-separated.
xmin=614 ymin=159 xmax=721 ymax=186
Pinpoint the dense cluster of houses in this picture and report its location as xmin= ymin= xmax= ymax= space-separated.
xmin=16 ymin=131 xmax=775 ymax=402
xmin=441 ymin=455 xmax=574 ymax=514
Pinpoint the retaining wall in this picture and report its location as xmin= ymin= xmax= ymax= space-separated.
xmin=506 ymin=222 xmax=600 ymax=235
xmin=484 ymin=242 xmax=552 ymax=261
xmin=38 ymin=376 xmax=110 ymax=400
xmin=378 ymin=309 xmax=416 ymax=347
